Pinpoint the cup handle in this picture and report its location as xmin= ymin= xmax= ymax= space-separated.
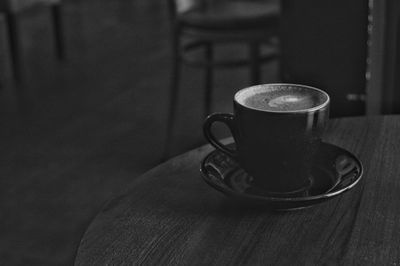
xmin=203 ymin=113 xmax=237 ymax=159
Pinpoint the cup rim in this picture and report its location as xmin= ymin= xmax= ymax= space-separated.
xmin=234 ymin=83 xmax=330 ymax=113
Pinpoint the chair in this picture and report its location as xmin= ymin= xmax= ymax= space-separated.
xmin=164 ymin=0 xmax=280 ymax=156
xmin=0 ymin=0 xmax=64 ymax=80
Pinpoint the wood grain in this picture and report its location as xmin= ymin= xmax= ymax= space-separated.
xmin=75 ymin=116 xmax=400 ymax=265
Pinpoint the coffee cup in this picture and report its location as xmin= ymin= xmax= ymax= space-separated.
xmin=203 ymin=83 xmax=330 ymax=195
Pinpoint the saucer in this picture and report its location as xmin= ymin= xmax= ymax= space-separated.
xmin=200 ymin=142 xmax=363 ymax=210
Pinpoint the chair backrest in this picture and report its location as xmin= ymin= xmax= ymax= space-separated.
xmin=167 ymin=0 xmax=278 ymax=18
xmin=177 ymin=0 xmax=204 ymax=13
xmin=0 ymin=0 xmax=59 ymax=12
xmin=167 ymin=0 xmax=206 ymax=18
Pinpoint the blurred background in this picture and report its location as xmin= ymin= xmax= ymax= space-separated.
xmin=0 ymin=0 xmax=398 ymax=264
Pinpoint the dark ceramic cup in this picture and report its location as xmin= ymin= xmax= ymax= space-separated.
xmin=203 ymin=84 xmax=330 ymax=195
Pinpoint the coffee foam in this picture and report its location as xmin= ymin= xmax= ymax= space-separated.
xmin=235 ymin=84 xmax=328 ymax=112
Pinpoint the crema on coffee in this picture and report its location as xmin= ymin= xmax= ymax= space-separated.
xmin=235 ymin=84 xmax=329 ymax=112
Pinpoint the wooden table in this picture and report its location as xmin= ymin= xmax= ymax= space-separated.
xmin=75 ymin=116 xmax=400 ymax=265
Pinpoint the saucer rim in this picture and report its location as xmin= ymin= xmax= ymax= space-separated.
xmin=200 ymin=142 xmax=363 ymax=203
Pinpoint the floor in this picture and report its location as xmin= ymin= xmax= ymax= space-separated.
xmin=0 ymin=0 xmax=279 ymax=265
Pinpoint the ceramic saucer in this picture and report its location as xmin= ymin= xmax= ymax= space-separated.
xmin=200 ymin=142 xmax=363 ymax=210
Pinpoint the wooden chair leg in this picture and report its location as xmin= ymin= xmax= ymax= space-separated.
xmin=204 ymin=42 xmax=213 ymax=118
xmin=51 ymin=3 xmax=65 ymax=60
xmin=163 ymin=33 xmax=181 ymax=159
xmin=6 ymin=13 xmax=22 ymax=81
xmin=249 ymin=42 xmax=261 ymax=85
